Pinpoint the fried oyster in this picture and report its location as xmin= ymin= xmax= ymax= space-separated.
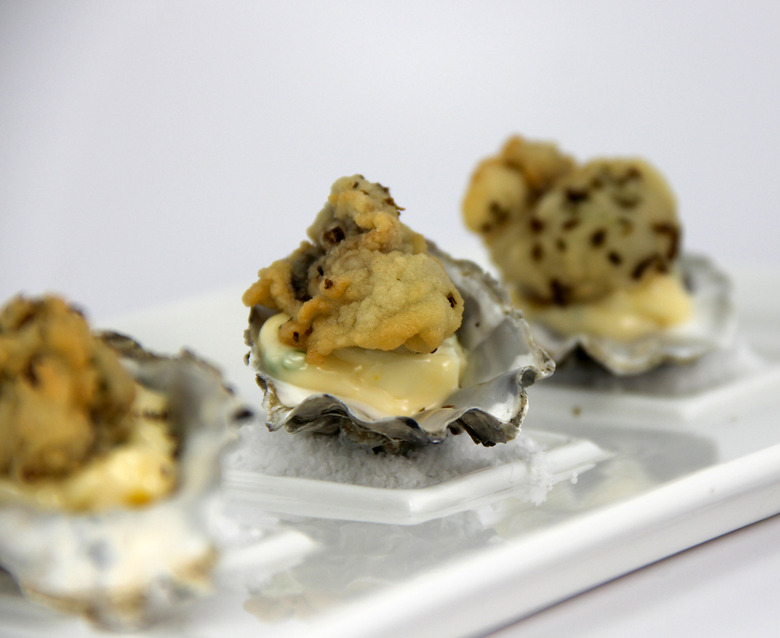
xmin=243 ymin=175 xmax=553 ymax=451
xmin=0 ymin=294 xmax=239 ymax=628
xmin=243 ymin=175 xmax=464 ymax=363
xmin=0 ymin=295 xmax=174 ymax=509
xmin=463 ymin=135 xmax=735 ymax=375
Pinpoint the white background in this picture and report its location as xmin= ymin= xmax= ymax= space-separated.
xmin=1 ymin=1 xmax=779 ymax=322
xmin=1 ymin=2 xmax=780 ymax=637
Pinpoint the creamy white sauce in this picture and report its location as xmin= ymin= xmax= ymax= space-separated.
xmin=521 ymin=272 xmax=693 ymax=340
xmin=259 ymin=313 xmax=466 ymax=417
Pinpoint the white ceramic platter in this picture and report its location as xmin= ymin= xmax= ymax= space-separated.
xmin=1 ymin=267 xmax=779 ymax=638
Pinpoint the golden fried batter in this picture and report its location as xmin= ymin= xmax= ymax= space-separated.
xmin=0 ymin=295 xmax=136 ymax=481
xmin=463 ymin=135 xmax=681 ymax=306
xmin=243 ymin=175 xmax=464 ymax=362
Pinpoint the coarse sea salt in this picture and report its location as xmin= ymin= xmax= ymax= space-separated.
xmin=549 ymin=336 xmax=766 ymax=396
xmin=223 ymin=419 xmax=552 ymax=496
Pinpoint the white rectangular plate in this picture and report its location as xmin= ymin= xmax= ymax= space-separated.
xmin=2 ymin=268 xmax=779 ymax=638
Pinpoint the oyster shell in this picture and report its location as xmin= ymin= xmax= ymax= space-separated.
xmin=460 ymin=135 xmax=739 ymax=377
xmin=529 ymin=253 xmax=738 ymax=376
xmin=244 ymin=243 xmax=555 ymax=453
xmin=0 ymin=333 xmax=242 ymax=629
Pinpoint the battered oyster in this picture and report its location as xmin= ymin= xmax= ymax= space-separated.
xmin=462 ymin=135 xmax=736 ymax=375
xmin=0 ymin=295 xmax=240 ymax=628
xmin=243 ymin=175 xmax=553 ymax=452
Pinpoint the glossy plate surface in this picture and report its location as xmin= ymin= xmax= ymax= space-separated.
xmin=1 ymin=268 xmax=779 ymax=638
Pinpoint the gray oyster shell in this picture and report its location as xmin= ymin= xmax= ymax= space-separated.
xmin=529 ymin=254 xmax=737 ymax=376
xmin=0 ymin=334 xmax=243 ymax=630
xmin=244 ymin=243 xmax=555 ymax=453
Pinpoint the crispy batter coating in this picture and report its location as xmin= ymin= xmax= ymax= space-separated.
xmin=243 ymin=175 xmax=464 ymax=362
xmin=0 ymin=295 xmax=136 ymax=481
xmin=463 ymin=136 xmax=681 ymax=305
